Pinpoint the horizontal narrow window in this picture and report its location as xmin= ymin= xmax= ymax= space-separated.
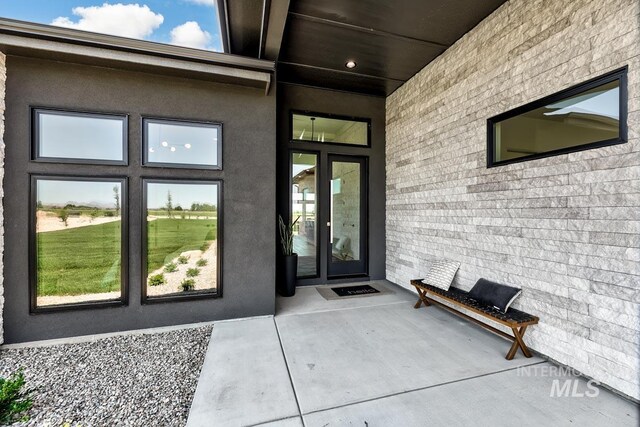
xmin=292 ymin=113 xmax=369 ymax=146
xmin=143 ymin=118 xmax=222 ymax=169
xmin=488 ymin=68 xmax=627 ymax=167
xmin=32 ymin=177 xmax=126 ymax=310
xmin=34 ymin=109 xmax=127 ymax=164
xmin=143 ymin=180 xmax=221 ymax=302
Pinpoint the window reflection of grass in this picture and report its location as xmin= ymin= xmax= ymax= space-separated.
xmin=147 ymin=218 xmax=217 ymax=274
xmin=37 ymin=220 xmax=122 ymax=296
xmin=36 ymin=217 xmax=217 ymax=297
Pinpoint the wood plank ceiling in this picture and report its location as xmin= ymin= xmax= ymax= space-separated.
xmin=221 ymin=0 xmax=508 ymax=96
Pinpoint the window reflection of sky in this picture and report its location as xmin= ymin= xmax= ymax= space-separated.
xmin=545 ymin=86 xmax=619 ymax=120
xmin=39 ymin=113 xmax=124 ymax=161
xmin=147 ymin=121 xmax=218 ymax=166
xmin=147 ymin=183 xmax=217 ymax=210
xmin=38 ymin=180 xmax=121 ymax=208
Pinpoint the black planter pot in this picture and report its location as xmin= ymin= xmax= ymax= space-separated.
xmin=280 ymin=253 xmax=298 ymax=297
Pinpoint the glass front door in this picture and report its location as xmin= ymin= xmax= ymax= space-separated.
xmin=327 ymin=155 xmax=367 ymax=277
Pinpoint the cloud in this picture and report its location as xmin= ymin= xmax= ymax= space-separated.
xmin=170 ymin=21 xmax=213 ymax=50
xmin=51 ymin=3 xmax=164 ymax=39
xmin=184 ymin=0 xmax=216 ymax=6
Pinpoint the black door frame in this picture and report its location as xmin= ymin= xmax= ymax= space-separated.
xmin=326 ymin=154 xmax=368 ymax=278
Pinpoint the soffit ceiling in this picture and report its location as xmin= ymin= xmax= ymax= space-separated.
xmin=222 ymin=0 xmax=507 ymax=96
xmin=278 ymin=0 xmax=507 ymax=96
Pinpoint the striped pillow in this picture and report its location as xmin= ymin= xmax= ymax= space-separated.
xmin=423 ymin=260 xmax=460 ymax=291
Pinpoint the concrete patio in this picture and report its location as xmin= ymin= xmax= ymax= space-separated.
xmin=187 ymin=281 xmax=639 ymax=426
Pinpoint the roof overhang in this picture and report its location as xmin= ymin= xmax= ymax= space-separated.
xmin=0 ymin=18 xmax=274 ymax=94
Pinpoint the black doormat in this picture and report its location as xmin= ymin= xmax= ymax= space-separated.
xmin=331 ymin=284 xmax=380 ymax=297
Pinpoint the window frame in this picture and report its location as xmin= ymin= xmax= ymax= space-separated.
xmin=32 ymin=107 xmax=129 ymax=166
xmin=487 ymin=66 xmax=628 ymax=168
xmin=141 ymin=178 xmax=223 ymax=304
xmin=142 ymin=117 xmax=223 ymax=170
xmin=290 ymin=110 xmax=372 ymax=148
xmin=29 ymin=174 xmax=129 ymax=313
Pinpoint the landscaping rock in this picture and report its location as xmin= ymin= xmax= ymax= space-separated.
xmin=0 ymin=325 xmax=212 ymax=426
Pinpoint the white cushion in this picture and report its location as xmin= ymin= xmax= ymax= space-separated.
xmin=423 ymin=260 xmax=460 ymax=291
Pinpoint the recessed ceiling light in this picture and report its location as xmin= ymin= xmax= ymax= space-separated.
xmin=161 ymin=141 xmax=169 ymax=147
xmin=345 ymin=60 xmax=357 ymax=69
xmin=185 ymin=143 xmax=192 ymax=149
xmin=170 ymin=147 xmax=176 ymax=152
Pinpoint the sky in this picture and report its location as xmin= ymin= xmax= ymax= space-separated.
xmin=0 ymin=0 xmax=223 ymax=51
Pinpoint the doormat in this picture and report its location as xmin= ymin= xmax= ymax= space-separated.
xmin=316 ymin=281 xmax=394 ymax=300
xmin=332 ymin=284 xmax=380 ymax=297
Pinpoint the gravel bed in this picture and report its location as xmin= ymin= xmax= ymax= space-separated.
xmin=0 ymin=325 xmax=213 ymax=426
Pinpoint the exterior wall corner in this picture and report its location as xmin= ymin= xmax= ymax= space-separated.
xmin=0 ymin=51 xmax=6 ymax=344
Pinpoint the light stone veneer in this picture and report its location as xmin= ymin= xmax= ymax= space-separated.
xmin=386 ymin=0 xmax=639 ymax=400
xmin=0 ymin=52 xmax=5 ymax=344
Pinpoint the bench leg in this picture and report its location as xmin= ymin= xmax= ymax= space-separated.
xmin=413 ymin=287 xmax=431 ymax=309
xmin=506 ymin=326 xmax=532 ymax=360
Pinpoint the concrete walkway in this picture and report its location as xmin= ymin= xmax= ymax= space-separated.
xmin=187 ymin=281 xmax=639 ymax=426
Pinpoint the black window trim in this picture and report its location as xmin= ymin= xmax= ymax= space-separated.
xmin=29 ymin=174 xmax=130 ymax=313
xmin=32 ymin=107 xmax=129 ymax=166
xmin=141 ymin=116 xmax=223 ymax=170
xmin=487 ymin=66 xmax=628 ymax=168
xmin=141 ymin=178 xmax=223 ymax=304
xmin=290 ymin=110 xmax=372 ymax=148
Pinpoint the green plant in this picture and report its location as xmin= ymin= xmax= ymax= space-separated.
xmin=164 ymin=262 xmax=178 ymax=273
xmin=196 ymin=259 xmax=208 ymax=267
xmin=278 ymin=215 xmax=300 ymax=256
xmin=177 ymin=255 xmax=189 ymax=264
xmin=199 ymin=241 xmax=211 ymax=252
xmin=180 ymin=278 xmax=195 ymax=291
xmin=0 ymin=369 xmax=33 ymax=424
xmin=148 ymin=274 xmax=166 ymax=287
xmin=186 ymin=268 xmax=200 ymax=277
xmin=58 ymin=209 xmax=69 ymax=227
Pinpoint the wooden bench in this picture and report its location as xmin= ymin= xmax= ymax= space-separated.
xmin=411 ymin=279 xmax=539 ymax=360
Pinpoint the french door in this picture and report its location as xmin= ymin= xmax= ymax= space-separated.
xmin=290 ymin=153 xmax=368 ymax=280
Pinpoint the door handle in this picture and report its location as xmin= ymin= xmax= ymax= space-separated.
xmin=327 ymin=222 xmax=331 ymax=227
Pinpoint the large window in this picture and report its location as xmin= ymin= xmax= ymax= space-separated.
xmin=33 ymin=109 xmax=127 ymax=164
xmin=31 ymin=176 xmax=127 ymax=311
xmin=143 ymin=118 xmax=222 ymax=169
xmin=488 ymin=68 xmax=627 ymax=167
xmin=143 ymin=180 xmax=222 ymax=302
xmin=27 ymin=107 xmax=224 ymax=312
xmin=292 ymin=112 xmax=369 ymax=146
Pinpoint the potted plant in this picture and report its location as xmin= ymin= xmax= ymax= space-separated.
xmin=278 ymin=214 xmax=300 ymax=297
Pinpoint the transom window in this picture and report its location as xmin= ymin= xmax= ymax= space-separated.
xmin=33 ymin=108 xmax=127 ymax=164
xmin=487 ymin=67 xmax=627 ymax=167
xmin=143 ymin=118 xmax=222 ymax=169
xmin=292 ymin=112 xmax=369 ymax=146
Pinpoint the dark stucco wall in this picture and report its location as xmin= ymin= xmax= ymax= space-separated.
xmin=3 ymin=56 xmax=276 ymax=343
xmin=277 ymin=84 xmax=386 ymax=285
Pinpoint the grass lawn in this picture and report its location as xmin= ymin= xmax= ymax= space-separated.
xmin=36 ymin=218 xmax=216 ymax=297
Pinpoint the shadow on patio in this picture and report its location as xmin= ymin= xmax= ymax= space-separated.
xmin=187 ymin=281 xmax=638 ymax=426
